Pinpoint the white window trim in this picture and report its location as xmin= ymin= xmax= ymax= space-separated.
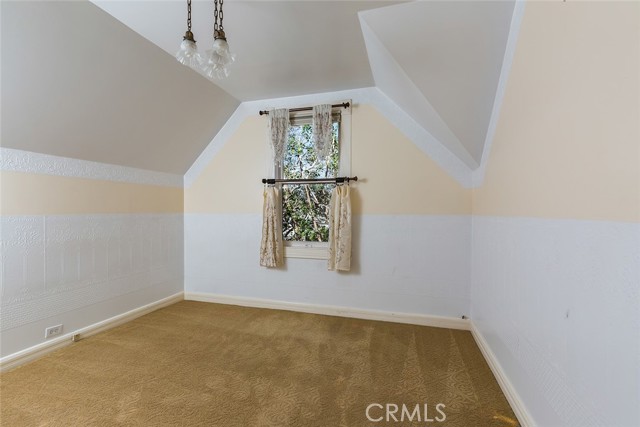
xmin=284 ymin=241 xmax=329 ymax=260
xmin=276 ymin=100 xmax=352 ymax=260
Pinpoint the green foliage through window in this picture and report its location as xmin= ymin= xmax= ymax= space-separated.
xmin=282 ymin=122 xmax=339 ymax=242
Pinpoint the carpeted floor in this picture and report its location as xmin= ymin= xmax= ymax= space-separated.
xmin=0 ymin=301 xmax=519 ymax=426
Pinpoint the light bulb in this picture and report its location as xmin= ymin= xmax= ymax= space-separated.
xmin=200 ymin=37 xmax=235 ymax=79
xmin=176 ymin=32 xmax=201 ymax=70
xmin=212 ymin=39 xmax=236 ymax=66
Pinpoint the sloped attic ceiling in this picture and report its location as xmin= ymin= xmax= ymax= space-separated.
xmin=91 ymin=0 xmax=401 ymax=101
xmin=1 ymin=0 xmax=239 ymax=174
xmin=2 ymin=0 xmax=518 ymax=176
xmin=360 ymin=1 xmax=516 ymax=168
xmin=91 ymin=0 xmax=517 ymax=172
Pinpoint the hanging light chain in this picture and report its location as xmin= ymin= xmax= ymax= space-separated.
xmin=219 ymin=0 xmax=224 ymax=32
xmin=214 ymin=0 xmax=219 ymax=33
xmin=187 ymin=0 xmax=192 ymax=31
xmin=213 ymin=0 xmax=225 ymax=38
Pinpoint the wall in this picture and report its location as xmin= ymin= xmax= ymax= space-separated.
xmin=471 ymin=2 xmax=639 ymax=426
xmin=184 ymin=103 xmax=472 ymax=318
xmin=0 ymin=151 xmax=184 ymax=357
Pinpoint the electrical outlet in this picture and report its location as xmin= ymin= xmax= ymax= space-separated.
xmin=45 ymin=324 xmax=63 ymax=339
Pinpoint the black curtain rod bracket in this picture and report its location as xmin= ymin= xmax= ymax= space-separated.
xmin=259 ymin=102 xmax=350 ymax=116
xmin=262 ymin=176 xmax=358 ymax=185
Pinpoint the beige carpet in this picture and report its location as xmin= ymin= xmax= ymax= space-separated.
xmin=1 ymin=301 xmax=519 ymax=426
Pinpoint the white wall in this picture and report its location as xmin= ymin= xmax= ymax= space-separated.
xmin=0 ymin=153 xmax=184 ymax=357
xmin=185 ymin=214 xmax=470 ymax=317
xmin=472 ymin=217 xmax=639 ymax=426
xmin=471 ymin=2 xmax=640 ymax=426
xmin=0 ymin=213 xmax=183 ymax=357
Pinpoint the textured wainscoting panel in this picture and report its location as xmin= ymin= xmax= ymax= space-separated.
xmin=471 ymin=216 xmax=640 ymax=427
xmin=0 ymin=214 xmax=183 ymax=356
xmin=185 ymin=214 xmax=471 ymax=318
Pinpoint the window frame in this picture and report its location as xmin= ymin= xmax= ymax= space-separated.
xmin=273 ymin=101 xmax=351 ymax=260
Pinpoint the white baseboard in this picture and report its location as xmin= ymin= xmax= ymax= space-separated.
xmin=184 ymin=291 xmax=470 ymax=330
xmin=0 ymin=292 xmax=183 ymax=373
xmin=470 ymin=323 xmax=535 ymax=427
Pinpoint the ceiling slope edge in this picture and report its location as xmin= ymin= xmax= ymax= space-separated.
xmin=0 ymin=147 xmax=183 ymax=188
xmin=472 ymin=0 xmax=526 ymax=188
xmin=184 ymin=87 xmax=472 ymax=188
xmin=358 ymin=12 xmax=478 ymax=171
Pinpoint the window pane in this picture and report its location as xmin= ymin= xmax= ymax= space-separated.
xmin=282 ymin=123 xmax=339 ymax=242
xmin=283 ymin=123 xmax=339 ymax=179
xmin=282 ymin=184 xmax=332 ymax=242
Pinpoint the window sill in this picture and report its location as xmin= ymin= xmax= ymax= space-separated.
xmin=284 ymin=244 xmax=329 ymax=260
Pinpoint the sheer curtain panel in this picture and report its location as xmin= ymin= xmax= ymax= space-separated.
xmin=312 ymin=104 xmax=333 ymax=160
xmin=260 ymin=186 xmax=283 ymax=268
xmin=328 ymin=185 xmax=352 ymax=271
xmin=267 ymin=108 xmax=289 ymax=165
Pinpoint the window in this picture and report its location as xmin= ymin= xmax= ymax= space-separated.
xmin=281 ymin=121 xmax=339 ymax=242
xmin=275 ymin=104 xmax=351 ymax=259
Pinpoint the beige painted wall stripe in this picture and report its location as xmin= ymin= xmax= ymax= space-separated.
xmin=473 ymin=1 xmax=639 ymax=224
xmin=184 ymin=104 xmax=472 ymax=216
xmin=0 ymin=171 xmax=183 ymax=215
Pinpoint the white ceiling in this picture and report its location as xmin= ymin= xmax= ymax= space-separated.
xmin=361 ymin=1 xmax=515 ymax=165
xmin=92 ymin=0 xmax=400 ymax=101
xmin=1 ymin=0 xmax=518 ymax=175
xmin=1 ymin=0 xmax=238 ymax=174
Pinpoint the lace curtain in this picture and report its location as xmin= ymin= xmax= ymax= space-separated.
xmin=312 ymin=104 xmax=333 ymax=160
xmin=328 ymin=185 xmax=351 ymax=271
xmin=268 ymin=108 xmax=289 ymax=165
xmin=260 ymin=186 xmax=283 ymax=268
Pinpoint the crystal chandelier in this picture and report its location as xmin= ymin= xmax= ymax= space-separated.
xmin=175 ymin=0 xmax=235 ymax=79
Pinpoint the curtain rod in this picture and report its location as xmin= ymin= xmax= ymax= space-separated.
xmin=262 ymin=176 xmax=358 ymax=185
xmin=258 ymin=102 xmax=350 ymax=116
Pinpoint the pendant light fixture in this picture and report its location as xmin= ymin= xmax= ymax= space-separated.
xmin=200 ymin=0 xmax=235 ymax=79
xmin=175 ymin=0 xmax=201 ymax=69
